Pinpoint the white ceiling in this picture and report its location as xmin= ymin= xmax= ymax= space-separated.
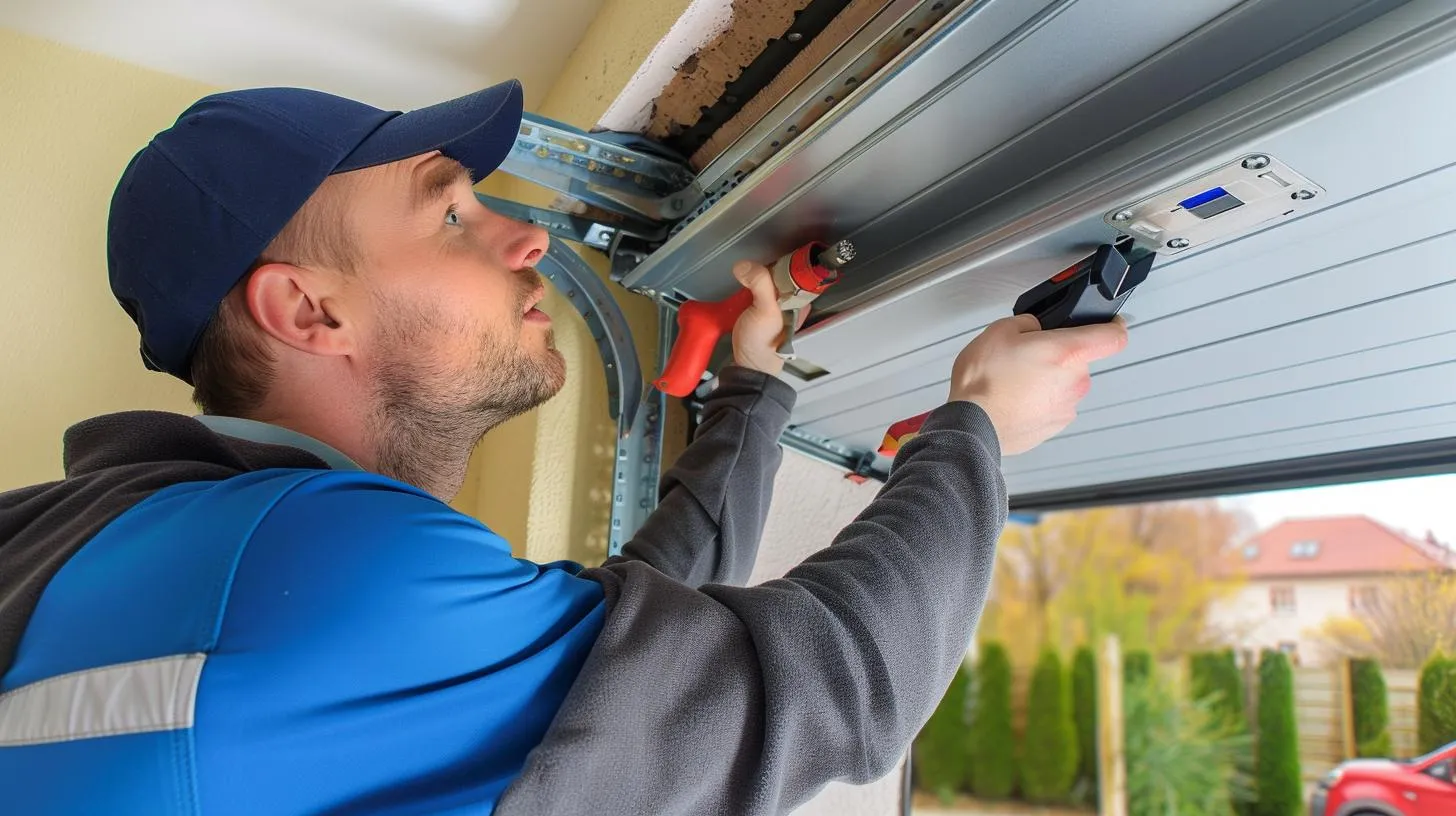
xmin=0 ymin=0 xmax=610 ymax=111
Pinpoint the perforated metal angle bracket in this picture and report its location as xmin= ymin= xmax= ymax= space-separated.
xmin=500 ymin=113 xmax=703 ymax=225
xmin=607 ymin=305 xmax=675 ymax=556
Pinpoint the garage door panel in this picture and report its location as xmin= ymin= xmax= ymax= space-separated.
xmin=1068 ymin=328 xmax=1456 ymax=436
xmin=1005 ymin=406 xmax=1456 ymax=495
xmin=1103 ymin=225 xmax=1456 ymax=374
xmin=791 ymin=158 xmax=1456 ymax=427
xmin=801 ymin=381 xmax=947 ymax=442
xmin=791 ymin=262 xmax=1029 ymax=377
xmin=1077 ymin=283 xmax=1456 ymax=413
xmin=1006 ymin=363 xmax=1456 ymax=475
xmin=800 ymin=272 xmax=1456 ymax=445
xmin=792 ymin=340 xmax=967 ymax=424
xmin=819 ymin=355 xmax=1456 ymax=470
xmin=1129 ymin=140 xmax=1456 ymax=308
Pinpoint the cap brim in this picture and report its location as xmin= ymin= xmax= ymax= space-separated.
xmin=335 ymin=79 xmax=523 ymax=180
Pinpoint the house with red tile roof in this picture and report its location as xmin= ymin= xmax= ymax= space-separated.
xmin=1206 ymin=516 xmax=1454 ymax=667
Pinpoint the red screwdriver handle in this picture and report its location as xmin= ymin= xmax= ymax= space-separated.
xmin=655 ymin=288 xmax=755 ymax=396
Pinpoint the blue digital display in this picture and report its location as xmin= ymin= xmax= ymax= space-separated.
xmin=1177 ymin=186 xmax=1244 ymax=219
xmin=1179 ymin=187 xmax=1231 ymax=210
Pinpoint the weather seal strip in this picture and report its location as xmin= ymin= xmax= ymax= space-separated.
xmin=1008 ymin=436 xmax=1456 ymax=513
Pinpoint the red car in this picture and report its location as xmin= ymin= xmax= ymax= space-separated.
xmin=1312 ymin=741 xmax=1456 ymax=815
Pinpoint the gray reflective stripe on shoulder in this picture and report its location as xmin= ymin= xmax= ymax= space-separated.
xmin=0 ymin=653 xmax=205 ymax=747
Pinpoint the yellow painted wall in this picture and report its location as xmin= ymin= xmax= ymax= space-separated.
xmin=0 ymin=29 xmax=204 ymax=489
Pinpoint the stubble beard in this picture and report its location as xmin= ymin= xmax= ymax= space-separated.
xmin=368 ymin=298 xmax=566 ymax=500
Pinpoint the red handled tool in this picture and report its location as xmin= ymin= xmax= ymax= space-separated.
xmin=655 ymin=239 xmax=855 ymax=396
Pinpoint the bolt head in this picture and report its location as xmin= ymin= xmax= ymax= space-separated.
xmin=1167 ymin=238 xmax=1191 ymax=249
xmin=1292 ymin=189 xmax=1317 ymax=201
xmin=1112 ymin=209 xmax=1134 ymax=222
xmin=1242 ymin=155 xmax=1272 ymax=170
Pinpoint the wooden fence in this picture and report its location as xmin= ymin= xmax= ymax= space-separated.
xmin=1240 ymin=658 xmax=1421 ymax=783
xmin=1388 ymin=668 xmax=1420 ymax=758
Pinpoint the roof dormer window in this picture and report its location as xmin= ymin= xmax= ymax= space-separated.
xmin=1289 ymin=539 xmax=1321 ymax=559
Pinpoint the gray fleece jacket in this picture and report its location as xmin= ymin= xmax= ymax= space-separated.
xmin=498 ymin=367 xmax=1007 ymax=814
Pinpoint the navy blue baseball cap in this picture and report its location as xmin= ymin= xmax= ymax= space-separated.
xmin=107 ymin=79 xmax=524 ymax=382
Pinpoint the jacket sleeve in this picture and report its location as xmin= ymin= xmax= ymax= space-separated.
xmin=609 ymin=365 xmax=795 ymax=587
xmin=496 ymin=400 xmax=1007 ymax=816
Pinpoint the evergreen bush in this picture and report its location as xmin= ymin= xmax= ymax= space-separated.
xmin=968 ymin=642 xmax=1016 ymax=798
xmin=1021 ymin=649 xmax=1078 ymax=803
xmin=1253 ymin=650 xmax=1301 ymax=816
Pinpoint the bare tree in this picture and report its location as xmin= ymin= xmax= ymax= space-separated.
xmin=980 ymin=501 xmax=1249 ymax=663
xmin=1311 ymin=571 xmax=1456 ymax=668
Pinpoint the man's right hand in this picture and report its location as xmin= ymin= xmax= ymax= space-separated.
xmin=948 ymin=314 xmax=1128 ymax=455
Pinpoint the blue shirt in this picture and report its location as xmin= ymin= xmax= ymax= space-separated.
xmin=0 ymin=419 xmax=607 ymax=814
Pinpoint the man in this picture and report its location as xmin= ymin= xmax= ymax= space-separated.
xmin=0 ymin=79 xmax=1125 ymax=814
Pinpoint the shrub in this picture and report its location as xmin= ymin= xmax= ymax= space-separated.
xmin=1418 ymin=652 xmax=1456 ymax=753
xmin=1350 ymin=659 xmax=1392 ymax=758
xmin=1190 ymin=649 xmax=1246 ymax=732
xmin=1189 ymin=650 xmax=1253 ymax=815
xmin=1125 ymin=676 xmax=1254 ymax=816
xmin=1254 ymin=650 xmax=1302 ymax=816
xmin=968 ymin=642 xmax=1016 ymax=798
xmin=1021 ymin=648 xmax=1078 ymax=803
xmin=913 ymin=664 xmax=973 ymax=803
xmin=1124 ymin=649 xmax=1153 ymax=687
xmin=1071 ymin=645 xmax=1098 ymax=801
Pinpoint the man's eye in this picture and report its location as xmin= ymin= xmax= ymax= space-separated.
xmin=445 ymin=207 xmax=461 ymax=226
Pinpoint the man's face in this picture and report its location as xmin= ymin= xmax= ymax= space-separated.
xmin=341 ymin=151 xmax=565 ymax=437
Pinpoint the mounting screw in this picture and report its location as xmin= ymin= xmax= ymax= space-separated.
xmin=1242 ymin=154 xmax=1272 ymax=170
xmin=1112 ymin=209 xmax=1134 ymax=222
xmin=1167 ymin=238 xmax=1191 ymax=249
xmin=824 ymin=239 xmax=856 ymax=266
xmin=1291 ymin=189 xmax=1318 ymax=201
xmin=787 ymin=32 xmax=803 ymax=42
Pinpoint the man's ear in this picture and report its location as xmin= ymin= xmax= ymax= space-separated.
xmin=244 ymin=263 xmax=354 ymax=357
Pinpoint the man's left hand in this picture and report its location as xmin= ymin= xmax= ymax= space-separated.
xmin=730 ymin=261 xmax=809 ymax=378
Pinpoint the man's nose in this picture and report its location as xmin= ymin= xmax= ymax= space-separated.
xmin=496 ymin=214 xmax=550 ymax=270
